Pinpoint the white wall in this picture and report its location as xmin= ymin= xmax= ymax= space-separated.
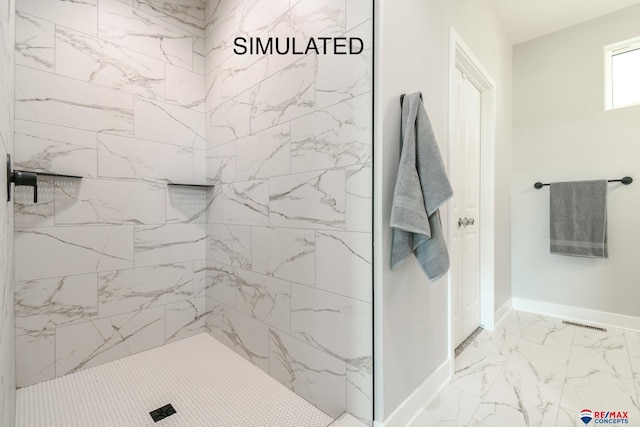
xmin=0 ymin=0 xmax=16 ymax=423
xmin=512 ymin=5 xmax=640 ymax=318
xmin=375 ymin=0 xmax=512 ymax=421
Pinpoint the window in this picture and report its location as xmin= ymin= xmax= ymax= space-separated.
xmin=605 ymin=36 xmax=640 ymax=110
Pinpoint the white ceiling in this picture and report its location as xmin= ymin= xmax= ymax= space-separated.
xmin=490 ymin=0 xmax=640 ymax=45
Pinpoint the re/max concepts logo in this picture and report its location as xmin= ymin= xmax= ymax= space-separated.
xmin=581 ymin=409 xmax=629 ymax=424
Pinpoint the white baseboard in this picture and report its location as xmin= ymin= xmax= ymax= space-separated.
xmin=492 ymin=298 xmax=513 ymax=330
xmin=374 ymin=358 xmax=451 ymax=427
xmin=512 ymin=297 xmax=640 ymax=331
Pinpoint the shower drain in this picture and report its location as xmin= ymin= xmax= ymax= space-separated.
xmin=562 ymin=320 xmax=607 ymax=332
xmin=150 ymin=403 xmax=177 ymax=422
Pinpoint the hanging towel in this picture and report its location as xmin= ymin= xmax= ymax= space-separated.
xmin=390 ymin=92 xmax=453 ymax=280
xmin=549 ymin=180 xmax=608 ymax=258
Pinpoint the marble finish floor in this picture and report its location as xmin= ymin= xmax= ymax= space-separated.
xmin=412 ymin=311 xmax=640 ymax=426
xmin=15 ymin=333 xmax=336 ymax=427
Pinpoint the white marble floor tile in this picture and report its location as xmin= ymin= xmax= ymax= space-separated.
xmin=470 ymin=370 xmax=561 ymax=427
xmin=503 ymin=340 xmax=570 ymax=388
xmin=410 ymin=385 xmax=482 ymax=427
xmin=450 ymin=347 xmax=508 ymax=398
xmin=465 ymin=326 xmax=521 ymax=357
xmin=519 ymin=315 xmax=575 ymax=351
xmin=560 ymin=363 xmax=640 ymax=417
xmin=570 ymin=327 xmax=632 ymax=379
xmin=417 ymin=311 xmax=640 ymax=427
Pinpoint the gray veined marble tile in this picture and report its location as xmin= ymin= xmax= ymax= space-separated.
xmin=204 ymin=0 xmax=236 ymax=72
xmin=316 ymin=48 xmax=372 ymax=110
xmin=502 ymin=340 xmax=570 ymax=388
xmin=17 ymin=0 xmax=98 ymax=36
xmin=208 ymin=90 xmax=251 ymax=148
xmin=205 ymin=296 xmax=224 ymax=340
xmin=291 ymin=93 xmax=372 ymax=173
xmin=15 ymin=11 xmax=55 ymax=71
xmin=347 ymin=364 xmax=373 ymax=425
xmin=267 ymin=0 xmax=345 ymax=75
xmin=208 ymin=224 xmax=251 ymax=269
xmin=470 ymin=370 xmax=561 ymax=427
xmin=250 ymin=55 xmax=315 ymax=133
xmin=15 ymin=274 xmax=98 ymax=336
xmin=410 ymin=385 xmax=482 ymax=427
xmin=98 ymin=0 xmax=193 ymax=70
xmin=193 ymin=36 xmax=205 ymax=75
xmin=624 ymin=329 xmax=640 ymax=380
xmin=98 ymin=262 xmax=194 ymax=317
xmin=16 ymin=331 xmax=55 ymax=388
xmin=451 ymin=346 xmax=508 ymax=397
xmin=316 ymin=231 xmax=372 ymax=302
xmin=134 ymin=0 xmax=205 ymax=37
xmin=291 ymin=283 xmax=371 ymax=369
xmin=194 ymin=148 xmax=207 ymax=185
xmin=269 ymin=168 xmax=346 ymax=230
xmin=236 ymin=269 xmax=291 ymax=333
xmin=193 ymin=259 xmax=207 ymax=298
xmin=98 ymin=133 xmax=194 ymax=184
xmin=206 ymin=53 xmax=268 ymax=112
xmin=519 ymin=314 xmax=575 ymax=351
xmin=14 ymin=120 xmax=98 ymax=178
xmin=55 ymin=306 xmax=165 ymax=376
xmin=560 ymin=363 xmax=640 ymax=419
xmin=207 ymin=260 xmax=236 ymax=307
xmin=222 ymin=180 xmax=269 ymax=225
xmin=236 ymin=0 xmax=289 ymax=34
xmin=570 ymin=326 xmax=632 ymax=379
xmin=15 ymin=66 xmax=134 ymax=136
xmin=134 ymin=223 xmax=207 ymax=267
xmin=346 ymin=163 xmax=372 ymax=232
xmin=346 ymin=0 xmax=372 ymax=31
xmin=236 ymin=123 xmax=291 ymax=181
xmin=134 ymin=97 xmax=206 ymax=149
xmin=269 ymin=328 xmax=347 ymax=419
xmin=15 ymin=226 xmax=134 ymax=281
xmin=206 ymin=142 xmax=236 ymax=183
xmin=55 ymin=178 xmax=166 ymax=225
xmin=55 ymin=26 xmax=165 ymax=101
xmin=14 ymin=176 xmax=54 ymax=228
xmin=166 ymin=296 xmax=208 ymax=343
xmin=222 ymin=306 xmax=270 ymax=372
xmin=251 ymin=227 xmax=315 ymax=286
xmin=206 ymin=184 xmax=223 ymax=223
xmin=165 ymin=65 xmax=206 ymax=111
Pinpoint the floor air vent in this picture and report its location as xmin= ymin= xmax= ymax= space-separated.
xmin=150 ymin=404 xmax=176 ymax=422
xmin=562 ymin=320 xmax=607 ymax=332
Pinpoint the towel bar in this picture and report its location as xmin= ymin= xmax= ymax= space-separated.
xmin=534 ymin=176 xmax=633 ymax=189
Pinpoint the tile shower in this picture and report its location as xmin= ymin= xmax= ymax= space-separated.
xmin=10 ymin=0 xmax=372 ymax=424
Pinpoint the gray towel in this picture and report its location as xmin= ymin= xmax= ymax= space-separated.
xmin=390 ymin=92 xmax=453 ymax=280
xmin=550 ymin=180 xmax=608 ymax=258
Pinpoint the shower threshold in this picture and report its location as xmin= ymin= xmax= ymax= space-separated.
xmin=15 ymin=333 xmax=333 ymax=427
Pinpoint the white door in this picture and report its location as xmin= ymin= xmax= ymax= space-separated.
xmin=451 ymin=67 xmax=482 ymax=348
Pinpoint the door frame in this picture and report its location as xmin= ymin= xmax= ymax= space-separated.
xmin=447 ymin=29 xmax=496 ymax=364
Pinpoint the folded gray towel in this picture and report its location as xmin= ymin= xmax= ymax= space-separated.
xmin=550 ymin=180 xmax=608 ymax=258
xmin=390 ymin=92 xmax=453 ymax=280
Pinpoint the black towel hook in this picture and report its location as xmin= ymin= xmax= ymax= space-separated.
xmin=400 ymin=92 xmax=423 ymax=107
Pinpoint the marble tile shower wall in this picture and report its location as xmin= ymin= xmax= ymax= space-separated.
xmin=13 ymin=0 xmax=209 ymax=388
xmin=204 ymin=0 xmax=373 ymax=423
xmin=1 ymin=0 xmax=16 ymax=425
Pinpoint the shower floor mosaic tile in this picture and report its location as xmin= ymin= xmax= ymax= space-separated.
xmin=15 ymin=333 xmax=334 ymax=427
